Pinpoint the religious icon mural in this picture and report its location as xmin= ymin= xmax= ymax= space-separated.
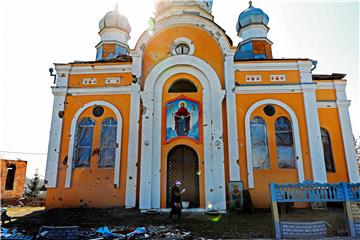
xmin=165 ymin=97 xmax=200 ymax=143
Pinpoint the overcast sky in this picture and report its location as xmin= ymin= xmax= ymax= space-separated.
xmin=0 ymin=0 xmax=359 ymax=178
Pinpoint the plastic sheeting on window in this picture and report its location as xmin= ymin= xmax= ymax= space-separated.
xmin=250 ymin=117 xmax=270 ymax=169
xmin=321 ymin=128 xmax=335 ymax=172
xmin=275 ymin=117 xmax=295 ymax=168
xmin=74 ymin=118 xmax=95 ymax=168
xmin=99 ymin=118 xmax=117 ymax=168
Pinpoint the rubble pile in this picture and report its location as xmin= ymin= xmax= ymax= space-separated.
xmin=1 ymin=228 xmax=33 ymax=240
xmin=2 ymin=224 xmax=192 ymax=239
xmin=78 ymin=225 xmax=192 ymax=240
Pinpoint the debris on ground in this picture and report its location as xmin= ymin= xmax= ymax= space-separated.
xmin=1 ymin=228 xmax=33 ymax=240
xmin=78 ymin=225 xmax=192 ymax=239
xmin=2 ymin=225 xmax=192 ymax=240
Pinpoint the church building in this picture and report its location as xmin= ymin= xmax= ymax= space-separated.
xmin=45 ymin=0 xmax=360 ymax=210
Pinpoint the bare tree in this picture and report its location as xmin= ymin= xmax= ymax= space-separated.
xmin=356 ymin=136 xmax=360 ymax=163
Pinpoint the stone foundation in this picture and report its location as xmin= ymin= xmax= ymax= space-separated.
xmin=281 ymin=221 xmax=327 ymax=238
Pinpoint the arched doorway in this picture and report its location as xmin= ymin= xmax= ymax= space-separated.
xmin=167 ymin=145 xmax=200 ymax=208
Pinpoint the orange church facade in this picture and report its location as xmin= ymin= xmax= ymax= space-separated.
xmin=45 ymin=0 xmax=359 ymax=210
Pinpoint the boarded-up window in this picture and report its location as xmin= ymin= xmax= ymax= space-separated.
xmin=99 ymin=118 xmax=117 ymax=168
xmin=250 ymin=117 xmax=270 ymax=169
xmin=5 ymin=164 xmax=16 ymax=190
xmin=74 ymin=118 xmax=95 ymax=168
xmin=275 ymin=117 xmax=295 ymax=168
xmin=321 ymin=128 xmax=335 ymax=172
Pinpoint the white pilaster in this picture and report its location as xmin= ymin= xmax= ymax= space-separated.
xmin=45 ymin=65 xmax=70 ymax=188
xmin=125 ymin=83 xmax=141 ymax=208
xmin=302 ymin=83 xmax=327 ymax=183
xmin=335 ymin=82 xmax=360 ymax=183
xmin=139 ymin=91 xmax=155 ymax=209
xmin=45 ymin=88 xmax=67 ymax=188
xmin=209 ymin=90 xmax=227 ymax=210
xmin=125 ymin=53 xmax=142 ymax=208
xmin=224 ymin=54 xmax=241 ymax=182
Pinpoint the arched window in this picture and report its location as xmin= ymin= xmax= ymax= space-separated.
xmin=275 ymin=117 xmax=295 ymax=168
xmin=250 ymin=117 xmax=270 ymax=169
xmin=168 ymin=79 xmax=197 ymax=93
xmin=74 ymin=118 xmax=95 ymax=168
xmin=321 ymin=128 xmax=335 ymax=172
xmin=99 ymin=118 xmax=117 ymax=168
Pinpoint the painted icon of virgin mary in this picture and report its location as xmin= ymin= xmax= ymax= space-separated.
xmin=174 ymin=102 xmax=191 ymax=136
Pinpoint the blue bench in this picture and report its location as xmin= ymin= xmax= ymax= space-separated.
xmin=269 ymin=182 xmax=360 ymax=239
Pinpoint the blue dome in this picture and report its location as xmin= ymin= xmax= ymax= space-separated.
xmin=236 ymin=3 xmax=269 ymax=33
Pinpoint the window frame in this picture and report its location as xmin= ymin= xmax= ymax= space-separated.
xmin=321 ymin=128 xmax=336 ymax=172
xmin=275 ymin=117 xmax=296 ymax=169
xmin=73 ymin=117 xmax=95 ymax=168
xmin=99 ymin=117 xmax=118 ymax=168
xmin=250 ymin=116 xmax=270 ymax=169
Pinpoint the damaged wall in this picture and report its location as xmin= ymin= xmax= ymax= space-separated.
xmin=0 ymin=159 xmax=27 ymax=200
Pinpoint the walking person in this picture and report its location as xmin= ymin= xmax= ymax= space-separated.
xmin=169 ymin=180 xmax=185 ymax=221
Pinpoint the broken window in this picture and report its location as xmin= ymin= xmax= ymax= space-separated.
xmin=74 ymin=118 xmax=95 ymax=168
xmin=5 ymin=164 xmax=16 ymax=190
xmin=169 ymin=79 xmax=197 ymax=93
xmin=275 ymin=117 xmax=295 ymax=168
xmin=321 ymin=128 xmax=335 ymax=172
xmin=250 ymin=117 xmax=270 ymax=169
xmin=99 ymin=118 xmax=117 ymax=168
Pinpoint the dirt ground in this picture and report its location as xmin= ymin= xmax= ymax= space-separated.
xmin=2 ymin=206 xmax=350 ymax=239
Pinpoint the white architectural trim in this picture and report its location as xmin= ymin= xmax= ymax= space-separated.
xmin=335 ymin=84 xmax=360 ymax=182
xmin=65 ymin=101 xmax=123 ymax=188
xmin=140 ymin=55 xmax=226 ymax=210
xmin=134 ymin=15 xmax=232 ymax=55
xmin=317 ymin=101 xmax=337 ymax=109
xmin=245 ymin=99 xmax=305 ymax=189
xmin=302 ymin=84 xmax=327 ymax=183
xmin=67 ymin=86 xmax=132 ymax=96
xmin=125 ymin=52 xmax=143 ymax=208
xmin=125 ymin=83 xmax=141 ymax=208
xmin=224 ymin=54 xmax=240 ymax=181
xmin=235 ymin=84 xmax=302 ymax=94
xmin=298 ymin=61 xmax=313 ymax=83
xmin=45 ymin=87 xmax=67 ymax=188
xmin=54 ymin=65 xmax=71 ymax=87
xmin=69 ymin=64 xmax=132 ymax=75
xmin=238 ymin=24 xmax=269 ymax=39
xmin=234 ymin=61 xmax=307 ymax=72
xmin=316 ymin=82 xmax=335 ymax=90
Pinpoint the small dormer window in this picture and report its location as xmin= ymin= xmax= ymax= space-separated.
xmin=175 ymin=43 xmax=190 ymax=55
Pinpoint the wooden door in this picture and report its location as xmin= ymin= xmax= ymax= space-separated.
xmin=167 ymin=145 xmax=200 ymax=208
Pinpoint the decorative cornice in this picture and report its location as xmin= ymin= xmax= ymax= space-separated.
xmin=69 ymin=64 xmax=132 ymax=75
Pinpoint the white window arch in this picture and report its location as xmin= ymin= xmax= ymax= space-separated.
xmin=245 ymin=99 xmax=304 ymax=188
xmin=65 ymin=101 xmax=123 ymax=188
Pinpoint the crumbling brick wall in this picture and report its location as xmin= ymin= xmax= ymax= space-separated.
xmin=0 ymin=159 xmax=27 ymax=200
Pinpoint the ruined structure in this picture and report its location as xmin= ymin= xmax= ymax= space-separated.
xmin=45 ymin=0 xmax=359 ymax=210
xmin=1 ymin=159 xmax=27 ymax=201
